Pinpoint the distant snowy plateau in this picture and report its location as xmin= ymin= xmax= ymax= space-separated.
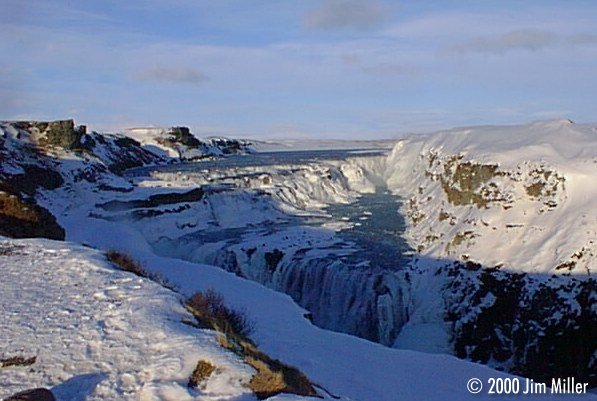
xmin=0 ymin=119 xmax=595 ymax=400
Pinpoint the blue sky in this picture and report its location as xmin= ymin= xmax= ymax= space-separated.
xmin=1 ymin=0 xmax=596 ymax=139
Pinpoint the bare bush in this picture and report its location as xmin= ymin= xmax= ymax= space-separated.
xmin=186 ymin=289 xmax=253 ymax=338
xmin=1 ymin=355 xmax=36 ymax=368
xmin=188 ymin=359 xmax=217 ymax=389
xmin=106 ymin=250 xmax=177 ymax=291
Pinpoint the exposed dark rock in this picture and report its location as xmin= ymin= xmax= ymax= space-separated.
xmin=36 ymin=119 xmax=84 ymax=150
xmin=245 ymin=247 xmax=257 ymax=258
xmin=440 ymin=160 xmax=505 ymax=208
xmin=97 ymin=188 xmax=204 ymax=211
xmin=215 ymin=250 xmax=242 ymax=276
xmin=1 ymin=165 xmax=64 ymax=196
xmin=4 ymin=388 xmax=55 ymax=401
xmin=209 ymin=138 xmax=244 ymax=154
xmin=106 ymin=135 xmax=164 ymax=174
xmin=168 ymin=126 xmax=202 ymax=148
xmin=97 ymin=184 xmax=133 ymax=193
xmin=0 ymin=191 xmax=65 ymax=240
xmin=265 ymin=249 xmax=284 ymax=272
xmin=446 ymin=263 xmax=596 ymax=387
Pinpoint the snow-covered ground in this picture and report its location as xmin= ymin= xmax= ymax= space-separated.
xmin=4 ymin=237 xmax=590 ymax=401
xmin=0 ymin=238 xmax=257 ymax=401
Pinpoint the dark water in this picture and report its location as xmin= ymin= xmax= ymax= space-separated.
xmin=324 ymin=188 xmax=411 ymax=269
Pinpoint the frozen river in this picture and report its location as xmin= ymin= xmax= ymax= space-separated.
xmin=144 ymin=148 xmax=410 ymax=271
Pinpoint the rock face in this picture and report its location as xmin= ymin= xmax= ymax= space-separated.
xmin=34 ymin=119 xmax=85 ymax=149
xmin=207 ymin=137 xmax=244 ymax=154
xmin=167 ymin=126 xmax=202 ymax=148
xmin=4 ymin=388 xmax=56 ymax=401
xmin=445 ymin=262 xmax=597 ymax=388
xmin=0 ymin=191 xmax=65 ymax=240
xmin=1 ymin=165 xmax=64 ymax=196
xmin=83 ymin=133 xmax=166 ymax=174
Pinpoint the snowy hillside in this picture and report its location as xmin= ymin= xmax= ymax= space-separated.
xmin=385 ymin=119 xmax=596 ymax=274
xmin=125 ymin=127 xmax=252 ymax=160
xmin=0 ymin=238 xmax=256 ymax=401
xmin=249 ymin=138 xmax=395 ymax=152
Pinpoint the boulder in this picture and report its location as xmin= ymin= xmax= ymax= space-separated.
xmin=4 ymin=388 xmax=55 ymax=401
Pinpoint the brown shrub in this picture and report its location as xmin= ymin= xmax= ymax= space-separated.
xmin=0 ymin=356 xmax=36 ymax=368
xmin=186 ymin=289 xmax=253 ymax=338
xmin=188 ymin=360 xmax=217 ymax=389
xmin=242 ymin=343 xmax=318 ymax=400
xmin=106 ymin=250 xmax=177 ymax=291
xmin=106 ymin=250 xmax=147 ymax=276
xmin=185 ymin=290 xmax=318 ymax=399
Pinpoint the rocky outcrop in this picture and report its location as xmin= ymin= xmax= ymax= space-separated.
xmin=36 ymin=119 xmax=85 ymax=149
xmin=97 ymin=188 xmax=204 ymax=212
xmin=207 ymin=137 xmax=245 ymax=154
xmin=3 ymin=388 xmax=55 ymax=401
xmin=82 ymin=133 xmax=166 ymax=174
xmin=445 ymin=262 xmax=596 ymax=387
xmin=124 ymin=126 xmax=252 ymax=160
xmin=1 ymin=165 xmax=64 ymax=196
xmin=0 ymin=191 xmax=65 ymax=240
xmin=167 ymin=126 xmax=203 ymax=148
xmin=10 ymin=119 xmax=86 ymax=150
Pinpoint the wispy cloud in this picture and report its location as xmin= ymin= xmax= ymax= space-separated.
xmin=449 ymin=29 xmax=558 ymax=55
xmin=567 ymin=33 xmax=597 ymax=45
xmin=303 ymin=0 xmax=385 ymax=32
xmin=135 ymin=67 xmax=208 ymax=86
xmin=361 ymin=62 xmax=414 ymax=76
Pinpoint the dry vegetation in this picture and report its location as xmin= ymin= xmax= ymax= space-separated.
xmin=0 ymin=356 xmax=36 ymax=368
xmin=106 ymin=250 xmax=149 ymax=277
xmin=186 ymin=289 xmax=254 ymax=338
xmin=188 ymin=360 xmax=217 ymax=389
xmin=105 ymin=250 xmax=176 ymax=291
xmin=185 ymin=289 xmax=319 ymax=399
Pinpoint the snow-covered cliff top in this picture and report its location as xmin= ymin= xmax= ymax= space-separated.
xmin=390 ymin=119 xmax=597 ymax=167
xmin=125 ymin=126 xmax=251 ymax=159
xmin=385 ymin=119 xmax=597 ymax=274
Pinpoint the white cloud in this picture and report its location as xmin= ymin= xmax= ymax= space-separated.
xmin=449 ymin=29 xmax=558 ymax=55
xmin=304 ymin=0 xmax=385 ymax=32
xmin=136 ymin=67 xmax=208 ymax=85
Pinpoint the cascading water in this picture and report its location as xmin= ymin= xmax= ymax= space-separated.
xmin=145 ymin=150 xmax=415 ymax=346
